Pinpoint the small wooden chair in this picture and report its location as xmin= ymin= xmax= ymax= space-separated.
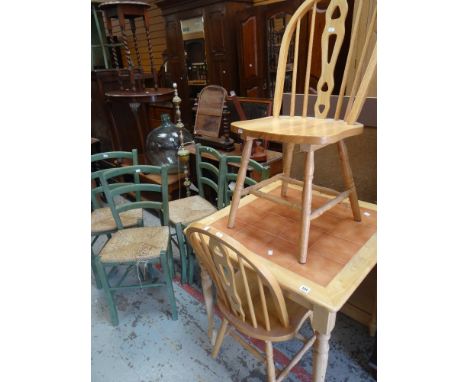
xmin=186 ymin=223 xmax=315 ymax=382
xmin=168 ymin=144 xmax=226 ymax=284
xmin=96 ymin=164 xmax=178 ymax=326
xmin=91 ymin=150 xmax=142 ymax=288
xmin=228 ymin=0 xmax=377 ymax=263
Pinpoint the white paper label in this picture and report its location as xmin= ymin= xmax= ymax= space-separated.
xmin=299 ymin=285 xmax=311 ymax=294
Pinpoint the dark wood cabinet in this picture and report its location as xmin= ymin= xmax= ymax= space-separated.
xmin=237 ymin=0 xmax=302 ymax=98
xmin=156 ymin=0 xmax=252 ymax=126
xmin=237 ymin=0 xmax=354 ymax=100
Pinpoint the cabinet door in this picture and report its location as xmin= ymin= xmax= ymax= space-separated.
xmin=204 ymin=4 xmax=239 ymax=93
xmin=205 ymin=4 xmax=227 ymax=59
xmin=237 ymin=7 xmax=266 ymax=97
xmin=165 ymin=16 xmax=192 ymax=124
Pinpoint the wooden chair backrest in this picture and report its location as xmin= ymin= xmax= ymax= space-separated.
xmin=273 ymin=0 xmax=377 ymax=123
xmin=186 ymin=223 xmax=289 ymax=331
xmin=194 ymin=85 xmax=228 ymax=138
xmin=91 ymin=149 xmax=139 ymax=210
xmin=195 ymin=144 xmax=226 ymax=210
xmin=99 ymin=164 xmax=170 ymax=227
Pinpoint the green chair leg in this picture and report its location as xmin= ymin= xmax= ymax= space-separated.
xmin=95 ymin=259 xmax=119 ymax=326
xmin=161 ymin=251 xmax=178 ymax=321
xmin=175 ymin=223 xmax=188 ymax=284
xmin=167 ymin=237 xmax=175 ymax=279
xmin=91 ymin=249 xmax=103 ymax=289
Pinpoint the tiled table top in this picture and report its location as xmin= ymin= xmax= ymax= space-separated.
xmin=210 ymin=185 xmax=377 ymax=287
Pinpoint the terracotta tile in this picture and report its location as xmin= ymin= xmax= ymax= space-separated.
xmin=329 ymin=219 xmax=376 ymax=246
xmin=311 ymin=195 xmax=330 ymax=209
xmin=270 ymin=186 xmax=303 ymax=203
xmin=270 ymin=204 xmax=302 ymax=221
xmin=250 ymin=212 xmax=297 ymax=237
xmin=231 ymin=226 xmax=276 ymax=257
xmin=309 ymin=233 xmax=362 ymax=265
xmin=310 ymin=213 xmax=341 ymax=233
xmin=234 ymin=202 xmax=269 ymax=225
xmin=360 ymin=208 xmax=377 ymax=227
xmin=289 ymin=251 xmax=344 ymax=287
xmin=326 ymin=202 xmax=355 ymax=220
xmin=211 ymin=216 xmax=247 ymax=236
xmin=277 ymin=219 xmax=324 ymax=247
xmin=256 ymin=237 xmax=299 ymax=269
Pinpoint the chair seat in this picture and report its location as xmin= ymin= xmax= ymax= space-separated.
xmin=231 ymin=116 xmax=363 ymax=145
xmin=91 ymin=207 xmax=142 ymax=235
xmin=169 ymin=195 xmax=217 ymax=225
xmin=99 ymin=226 xmax=169 ymax=263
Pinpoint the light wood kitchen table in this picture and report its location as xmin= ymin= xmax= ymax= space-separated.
xmin=186 ymin=180 xmax=377 ymax=382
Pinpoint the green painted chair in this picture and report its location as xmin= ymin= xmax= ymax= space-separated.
xmin=95 ymin=164 xmax=178 ymax=326
xmin=91 ymin=150 xmax=142 ymax=289
xmin=223 ymin=155 xmax=270 ymax=207
xmin=168 ymin=144 xmax=226 ymax=285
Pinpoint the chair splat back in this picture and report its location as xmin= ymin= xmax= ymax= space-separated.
xmin=195 ymin=144 xmax=226 ymax=210
xmin=224 ymin=156 xmax=269 ymax=207
xmin=91 ymin=149 xmax=139 ymax=209
xmin=100 ymin=165 xmax=170 ymax=228
xmin=273 ymin=0 xmax=377 ymax=123
xmin=186 ymin=223 xmax=289 ymax=331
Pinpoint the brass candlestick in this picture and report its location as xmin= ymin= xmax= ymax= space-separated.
xmin=173 ymin=83 xmax=191 ymax=197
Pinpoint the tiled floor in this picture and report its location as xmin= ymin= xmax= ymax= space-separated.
xmin=92 ymin=209 xmax=376 ymax=382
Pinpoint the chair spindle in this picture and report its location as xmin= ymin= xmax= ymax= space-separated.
xmin=290 ymin=19 xmax=301 ymax=116
xmin=257 ymin=275 xmax=271 ymax=331
xmin=239 ymin=258 xmax=257 ymax=328
xmin=344 ymin=4 xmax=377 ymax=120
xmin=334 ymin=0 xmax=364 ymax=120
xmin=302 ymin=3 xmax=318 ymax=117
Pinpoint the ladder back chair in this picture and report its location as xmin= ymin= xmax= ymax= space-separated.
xmin=91 ymin=150 xmax=141 ymax=289
xmin=228 ymin=0 xmax=377 ymax=263
xmin=96 ymin=164 xmax=178 ymax=326
xmin=185 ymin=222 xmax=315 ymax=382
xmin=168 ymin=144 xmax=226 ymax=284
xmin=223 ymin=155 xmax=269 ymax=207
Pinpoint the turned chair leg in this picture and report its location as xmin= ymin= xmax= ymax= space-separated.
xmin=337 ymin=140 xmax=361 ymax=222
xmin=281 ymin=142 xmax=295 ymax=197
xmin=211 ymin=318 xmax=229 ymax=358
xmin=265 ymin=341 xmax=276 ymax=382
xmin=228 ymin=137 xmax=254 ymax=228
xmin=299 ymin=148 xmax=315 ymax=264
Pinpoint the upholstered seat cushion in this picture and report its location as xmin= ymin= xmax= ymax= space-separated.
xmin=91 ymin=207 xmax=142 ymax=234
xmin=99 ymin=226 xmax=169 ymax=263
xmin=169 ymin=195 xmax=217 ymax=225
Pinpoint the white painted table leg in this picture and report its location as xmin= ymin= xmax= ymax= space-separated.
xmin=312 ymin=306 xmax=336 ymax=382
xmin=312 ymin=332 xmax=331 ymax=382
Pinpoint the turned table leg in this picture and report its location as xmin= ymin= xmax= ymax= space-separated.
xmin=312 ymin=306 xmax=336 ymax=382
